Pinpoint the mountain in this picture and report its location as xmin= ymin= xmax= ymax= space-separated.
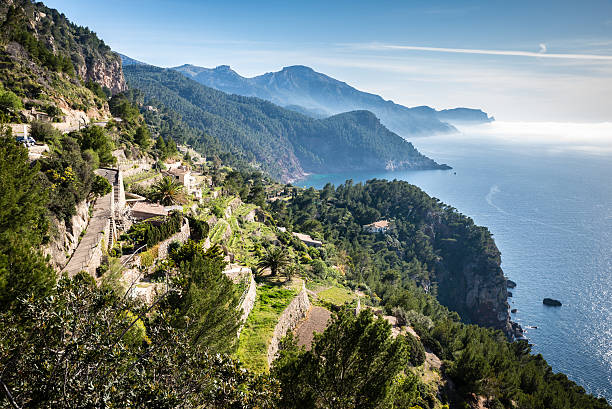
xmin=0 ymin=0 xmax=127 ymax=124
xmin=118 ymin=53 xmax=147 ymax=66
xmin=124 ymin=64 xmax=450 ymax=182
xmin=438 ymin=107 xmax=494 ymax=123
xmin=0 ymin=0 xmax=125 ymax=94
xmin=172 ymin=64 xmax=493 ymax=137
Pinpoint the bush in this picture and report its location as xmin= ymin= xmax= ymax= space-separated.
xmin=187 ymin=216 xmax=209 ymax=242
xmin=212 ymin=204 xmax=225 ymax=218
xmin=405 ymin=333 xmax=426 ymax=367
xmin=30 ymin=120 xmax=61 ymax=144
xmin=0 ymin=87 xmax=23 ymax=113
xmin=139 ymin=245 xmax=159 ymax=268
xmin=91 ymin=174 xmax=112 ymax=197
xmin=74 ymin=126 xmax=115 ymax=166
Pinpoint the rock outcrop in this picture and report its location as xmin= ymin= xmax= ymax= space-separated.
xmin=44 ymin=200 xmax=91 ymax=270
xmin=432 ymin=213 xmax=512 ymax=336
xmin=543 ymin=298 xmax=562 ymax=307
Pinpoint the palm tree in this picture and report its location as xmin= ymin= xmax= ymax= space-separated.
xmin=256 ymin=247 xmax=291 ymax=277
xmin=149 ymin=176 xmax=186 ymax=206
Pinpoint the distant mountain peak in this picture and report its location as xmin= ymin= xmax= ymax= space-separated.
xmin=281 ymin=65 xmax=315 ymax=72
xmin=172 ymin=63 xmax=493 ymax=135
xmin=214 ymin=65 xmax=233 ymax=72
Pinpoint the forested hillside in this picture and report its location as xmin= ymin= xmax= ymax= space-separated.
xmin=172 ymin=63 xmax=493 ymax=136
xmin=272 ymin=179 xmax=511 ymax=333
xmin=0 ymin=0 xmax=126 ymax=124
xmin=124 ymin=64 xmax=449 ymax=182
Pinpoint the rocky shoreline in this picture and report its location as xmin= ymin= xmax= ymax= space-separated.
xmin=506 ymin=278 xmax=527 ymax=341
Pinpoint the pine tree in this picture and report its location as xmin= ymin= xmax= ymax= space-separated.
xmin=0 ymin=129 xmax=55 ymax=311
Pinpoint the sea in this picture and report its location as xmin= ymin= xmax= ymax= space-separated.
xmin=297 ymin=121 xmax=612 ymax=402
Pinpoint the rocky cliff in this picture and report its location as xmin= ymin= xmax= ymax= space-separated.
xmin=44 ymin=200 xmax=91 ymax=271
xmin=436 ymin=254 xmax=511 ymax=335
xmin=431 ymin=215 xmax=512 ymax=335
xmin=0 ymin=0 xmax=126 ymax=94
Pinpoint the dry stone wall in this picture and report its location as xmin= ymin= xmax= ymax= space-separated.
xmin=44 ymin=200 xmax=91 ymax=270
xmin=155 ymin=219 xmax=191 ymax=260
xmin=267 ymin=284 xmax=311 ymax=365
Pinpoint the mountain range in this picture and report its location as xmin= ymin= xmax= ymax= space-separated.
xmin=170 ymin=63 xmax=493 ymax=137
xmin=123 ymin=64 xmax=450 ymax=182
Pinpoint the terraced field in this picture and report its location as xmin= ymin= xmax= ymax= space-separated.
xmin=236 ymin=284 xmax=298 ymax=372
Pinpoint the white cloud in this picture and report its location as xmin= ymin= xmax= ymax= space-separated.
xmin=352 ymin=43 xmax=612 ymax=60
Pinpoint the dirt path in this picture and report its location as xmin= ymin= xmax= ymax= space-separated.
xmin=294 ymin=306 xmax=332 ymax=350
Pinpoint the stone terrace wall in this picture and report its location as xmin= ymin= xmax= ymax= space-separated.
xmin=44 ymin=200 xmax=90 ymax=270
xmin=222 ymin=265 xmax=257 ymax=337
xmin=239 ymin=274 xmax=257 ymax=324
xmin=267 ymin=284 xmax=311 ymax=365
xmin=156 ymin=219 xmax=191 ymax=260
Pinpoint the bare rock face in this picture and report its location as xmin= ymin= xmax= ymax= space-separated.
xmin=77 ymin=52 xmax=127 ymax=94
xmin=436 ymin=258 xmax=511 ymax=335
xmin=44 ymin=200 xmax=91 ymax=271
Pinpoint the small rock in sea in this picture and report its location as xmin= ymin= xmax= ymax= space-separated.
xmin=543 ymin=298 xmax=562 ymax=307
xmin=507 ymin=279 xmax=517 ymax=289
xmin=508 ymin=291 xmax=513 ymax=297
xmin=511 ymin=308 xmax=517 ymax=313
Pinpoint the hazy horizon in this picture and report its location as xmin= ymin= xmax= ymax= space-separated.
xmin=43 ymin=0 xmax=612 ymax=122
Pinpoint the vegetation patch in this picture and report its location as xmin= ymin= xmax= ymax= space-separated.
xmin=236 ymin=284 xmax=297 ymax=372
xmin=317 ymin=286 xmax=356 ymax=306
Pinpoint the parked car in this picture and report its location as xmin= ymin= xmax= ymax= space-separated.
xmin=15 ymin=136 xmax=36 ymax=147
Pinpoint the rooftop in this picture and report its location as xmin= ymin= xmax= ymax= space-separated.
xmin=293 ymin=232 xmax=323 ymax=245
xmin=364 ymin=220 xmax=390 ymax=229
xmin=131 ymin=201 xmax=168 ymax=217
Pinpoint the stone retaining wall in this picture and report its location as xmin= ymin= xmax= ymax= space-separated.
xmin=44 ymin=200 xmax=91 ymax=270
xmin=239 ymin=274 xmax=257 ymax=324
xmin=267 ymin=283 xmax=311 ymax=365
xmin=156 ymin=219 xmax=191 ymax=260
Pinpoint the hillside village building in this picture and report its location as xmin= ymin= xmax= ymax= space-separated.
xmin=130 ymin=201 xmax=168 ymax=221
xmin=292 ymin=232 xmax=323 ymax=248
xmin=163 ymin=165 xmax=201 ymax=199
xmin=363 ymin=220 xmax=390 ymax=233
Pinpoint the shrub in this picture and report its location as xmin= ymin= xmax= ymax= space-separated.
xmin=405 ymin=333 xmax=426 ymax=367
xmin=139 ymin=245 xmax=159 ymax=268
xmin=127 ymin=212 xmax=183 ymax=247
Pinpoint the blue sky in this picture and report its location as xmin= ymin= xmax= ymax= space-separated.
xmin=45 ymin=0 xmax=612 ymax=121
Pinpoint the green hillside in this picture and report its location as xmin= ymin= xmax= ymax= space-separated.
xmin=124 ymin=65 xmax=449 ymax=182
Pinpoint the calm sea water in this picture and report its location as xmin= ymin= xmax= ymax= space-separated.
xmin=298 ymin=122 xmax=612 ymax=402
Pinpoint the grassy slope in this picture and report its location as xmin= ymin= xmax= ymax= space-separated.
xmin=236 ymin=284 xmax=297 ymax=372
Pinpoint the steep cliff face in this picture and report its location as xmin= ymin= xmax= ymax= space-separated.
xmin=425 ymin=212 xmax=512 ymax=335
xmin=80 ymin=53 xmax=126 ymax=94
xmin=435 ymin=248 xmax=511 ymax=334
xmin=44 ymin=200 xmax=91 ymax=271
xmin=0 ymin=0 xmax=126 ymax=94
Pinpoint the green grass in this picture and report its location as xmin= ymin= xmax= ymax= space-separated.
xmin=210 ymin=220 xmax=229 ymax=243
xmin=234 ymin=203 xmax=257 ymax=218
xmin=236 ymin=284 xmax=297 ymax=372
xmin=317 ymin=286 xmax=356 ymax=306
xmin=123 ymin=169 xmax=159 ymax=188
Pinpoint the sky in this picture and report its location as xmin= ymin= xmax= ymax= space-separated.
xmin=44 ymin=0 xmax=612 ymax=122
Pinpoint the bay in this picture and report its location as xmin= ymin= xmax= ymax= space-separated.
xmin=297 ymin=121 xmax=612 ymax=402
